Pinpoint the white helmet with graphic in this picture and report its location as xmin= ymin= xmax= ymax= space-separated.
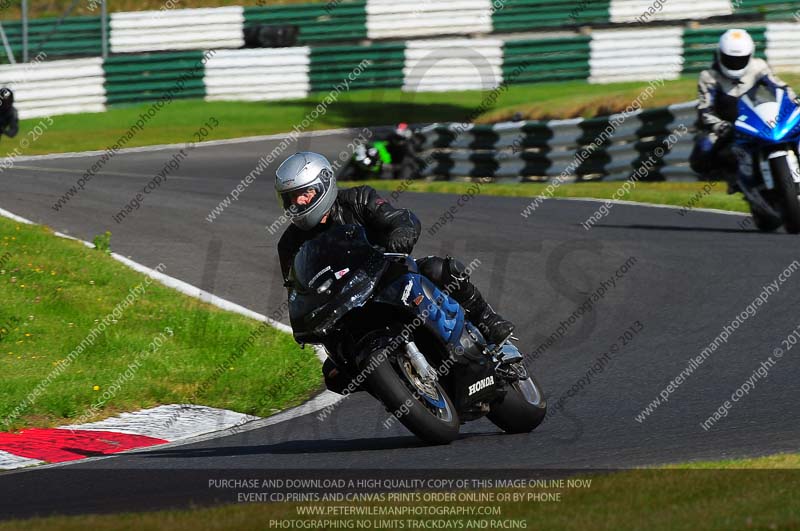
xmin=718 ymin=29 xmax=755 ymax=80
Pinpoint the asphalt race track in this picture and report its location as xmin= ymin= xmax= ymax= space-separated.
xmin=1 ymin=130 xmax=799 ymax=519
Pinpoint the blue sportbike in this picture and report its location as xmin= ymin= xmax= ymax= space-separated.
xmin=734 ymin=83 xmax=800 ymax=233
xmin=287 ymin=225 xmax=546 ymax=444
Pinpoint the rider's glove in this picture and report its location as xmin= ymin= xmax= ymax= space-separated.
xmin=715 ymin=121 xmax=734 ymax=140
xmin=386 ymin=227 xmax=417 ymax=253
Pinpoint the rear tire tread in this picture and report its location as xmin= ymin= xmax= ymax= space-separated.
xmin=487 ymin=376 xmax=547 ymax=434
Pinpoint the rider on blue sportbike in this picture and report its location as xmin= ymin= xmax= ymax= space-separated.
xmin=690 ymin=29 xmax=797 ymax=194
xmin=729 ymin=77 xmax=800 ymax=232
xmin=275 ymin=152 xmax=515 ymax=394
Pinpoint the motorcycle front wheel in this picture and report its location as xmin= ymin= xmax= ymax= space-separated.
xmin=750 ymin=205 xmax=782 ymax=232
xmin=362 ymin=345 xmax=460 ymax=445
xmin=771 ymin=154 xmax=800 ymax=234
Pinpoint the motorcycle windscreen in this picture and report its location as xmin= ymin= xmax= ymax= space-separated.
xmin=737 ymin=84 xmax=800 ymax=142
xmin=288 ymin=225 xmax=387 ymax=339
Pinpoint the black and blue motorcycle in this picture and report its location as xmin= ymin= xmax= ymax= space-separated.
xmin=287 ymin=225 xmax=546 ymax=444
xmin=734 ymin=83 xmax=800 ymax=233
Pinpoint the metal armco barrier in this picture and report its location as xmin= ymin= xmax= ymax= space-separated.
xmin=416 ymin=101 xmax=700 ymax=182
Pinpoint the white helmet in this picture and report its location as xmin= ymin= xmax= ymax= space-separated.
xmin=718 ymin=29 xmax=755 ymax=80
xmin=275 ymin=152 xmax=337 ymax=230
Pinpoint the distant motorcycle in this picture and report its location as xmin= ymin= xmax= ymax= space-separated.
xmin=338 ymin=140 xmax=422 ymax=182
xmin=287 ymin=225 xmax=547 ymax=444
xmin=338 ymin=142 xmax=391 ymax=181
xmin=733 ymin=83 xmax=800 ymax=233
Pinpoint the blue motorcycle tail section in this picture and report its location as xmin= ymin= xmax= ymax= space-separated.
xmin=373 ymin=273 xmax=465 ymax=346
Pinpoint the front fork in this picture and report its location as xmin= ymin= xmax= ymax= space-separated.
xmin=735 ymin=145 xmax=787 ymax=217
xmin=737 ymin=145 xmax=800 ymax=188
xmin=404 ymin=341 xmax=438 ymax=383
xmin=780 ymin=149 xmax=800 ymax=193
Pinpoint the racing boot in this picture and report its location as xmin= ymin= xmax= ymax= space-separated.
xmin=460 ymin=287 xmax=515 ymax=347
xmin=706 ymin=168 xmax=739 ymax=195
xmin=725 ymin=175 xmax=741 ymax=195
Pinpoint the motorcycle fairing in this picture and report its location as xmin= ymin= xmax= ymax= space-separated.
xmin=373 ymin=274 xmax=500 ymax=410
xmin=289 ymin=225 xmax=389 ymax=342
xmin=736 ymin=87 xmax=800 ymax=144
xmin=373 ymin=273 xmax=465 ymax=346
xmin=286 ymin=223 xmax=507 ymax=415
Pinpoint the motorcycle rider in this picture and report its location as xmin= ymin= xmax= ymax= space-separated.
xmin=690 ymin=28 xmax=796 ymax=193
xmin=0 ymin=88 xmax=19 ymax=139
xmin=275 ymin=152 xmax=514 ymax=391
xmin=341 ymin=143 xmax=389 ymax=181
xmin=385 ymin=122 xmax=423 ymax=180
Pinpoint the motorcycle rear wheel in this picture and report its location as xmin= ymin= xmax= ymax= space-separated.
xmin=487 ymin=369 xmax=547 ymax=434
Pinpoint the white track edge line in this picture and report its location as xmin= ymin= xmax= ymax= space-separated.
xmin=549 ymin=196 xmax=749 ymax=217
xmin=11 ymin=391 xmax=344 ymax=473
xmin=0 ymin=205 xmax=343 ymax=473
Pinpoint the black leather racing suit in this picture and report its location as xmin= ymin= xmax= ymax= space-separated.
xmin=385 ymin=132 xmax=423 ymax=180
xmin=278 ymin=185 xmax=503 ymax=393
xmin=0 ymin=106 xmax=18 ymax=139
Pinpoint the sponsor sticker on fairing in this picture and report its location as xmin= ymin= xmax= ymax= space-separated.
xmin=468 ymin=375 xmax=495 ymax=396
xmin=401 ymin=280 xmax=413 ymax=306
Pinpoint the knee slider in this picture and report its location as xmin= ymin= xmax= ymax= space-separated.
xmin=444 ymin=256 xmax=470 ymax=282
xmin=417 ymin=256 xmax=446 ymax=284
xmin=443 ymin=256 xmax=473 ymax=299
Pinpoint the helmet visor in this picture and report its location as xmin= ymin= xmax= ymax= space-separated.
xmin=279 ymin=181 xmax=328 ymax=217
xmin=720 ymin=52 xmax=750 ymax=73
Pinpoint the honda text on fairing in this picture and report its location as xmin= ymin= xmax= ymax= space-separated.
xmin=733 ymin=84 xmax=800 ymax=233
xmin=286 ymin=224 xmax=546 ymax=444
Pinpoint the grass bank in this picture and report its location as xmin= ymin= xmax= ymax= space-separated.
xmin=10 ymin=73 xmax=800 ymax=156
xmin=0 ymin=0 xmax=321 ymax=20
xmin=2 ymin=453 xmax=797 ymax=530
xmin=3 ymin=76 xmax=757 ymax=156
xmin=0 ymin=215 xmax=320 ymax=431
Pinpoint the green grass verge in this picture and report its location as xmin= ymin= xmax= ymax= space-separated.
xmin=0 ymin=76 xmax=759 ymax=156
xmin=0 ymin=216 xmax=320 ymax=431
xmin=16 ymin=83 xmax=592 ymax=155
xmin=1 ymin=0 xmax=321 ymax=20
xmin=478 ymin=73 xmax=798 ymax=122
xmin=15 ymin=73 xmax=800 ymax=156
xmin=12 ymin=73 xmax=800 ymax=156
xmin=346 ymin=180 xmax=751 ymax=214
xmin=2 ymin=453 xmax=796 ymax=530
